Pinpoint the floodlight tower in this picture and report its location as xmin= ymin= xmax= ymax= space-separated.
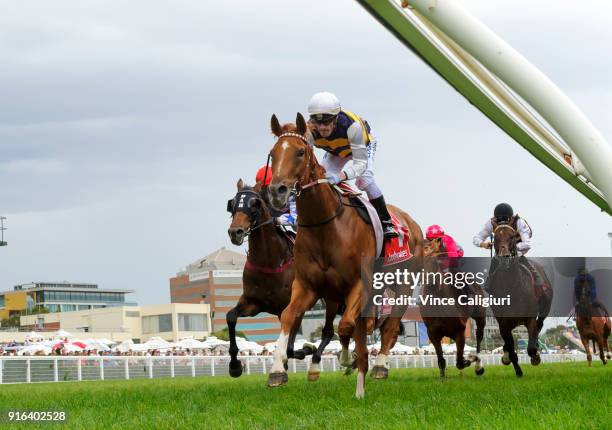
xmin=0 ymin=216 xmax=6 ymax=247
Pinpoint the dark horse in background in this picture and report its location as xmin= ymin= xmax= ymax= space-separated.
xmin=226 ymin=179 xmax=336 ymax=378
xmin=575 ymin=278 xmax=611 ymax=366
xmin=420 ymin=239 xmax=486 ymax=378
xmin=489 ymin=217 xmax=553 ymax=377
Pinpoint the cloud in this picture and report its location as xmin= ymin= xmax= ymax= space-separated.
xmin=1 ymin=0 xmax=611 ymax=305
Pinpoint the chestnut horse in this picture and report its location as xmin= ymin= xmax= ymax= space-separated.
xmin=575 ymin=278 xmax=611 ymax=366
xmin=265 ymin=113 xmax=422 ymax=398
xmin=227 ymin=179 xmax=337 ymax=378
xmin=421 ymin=239 xmax=486 ymax=377
xmin=489 ymin=218 xmax=553 ymax=377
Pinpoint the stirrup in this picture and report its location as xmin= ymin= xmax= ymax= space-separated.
xmin=383 ymin=225 xmax=399 ymax=238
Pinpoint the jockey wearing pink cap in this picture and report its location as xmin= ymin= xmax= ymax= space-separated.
xmin=426 ymin=224 xmax=464 ymax=270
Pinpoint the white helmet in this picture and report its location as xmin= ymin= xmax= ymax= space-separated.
xmin=308 ymin=92 xmax=341 ymax=121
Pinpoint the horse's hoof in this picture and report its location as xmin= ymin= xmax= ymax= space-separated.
xmin=370 ymin=366 xmax=388 ymax=380
xmin=475 ymin=367 xmax=485 ymax=376
xmin=515 ymin=369 xmax=523 ymax=378
xmin=501 ymin=356 xmax=511 ymax=366
xmin=606 ymin=352 xmax=612 ymax=360
xmin=530 ymin=355 xmax=541 ymax=366
xmin=267 ymin=372 xmax=288 ymax=387
xmin=229 ymin=361 xmax=243 ymax=378
xmin=307 ymin=371 xmax=320 ymax=382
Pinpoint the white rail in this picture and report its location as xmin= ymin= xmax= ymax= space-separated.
xmin=0 ymin=354 xmax=586 ymax=385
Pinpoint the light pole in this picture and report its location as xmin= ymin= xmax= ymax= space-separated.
xmin=0 ymin=216 xmax=6 ymax=247
xmin=608 ymin=232 xmax=612 ymax=256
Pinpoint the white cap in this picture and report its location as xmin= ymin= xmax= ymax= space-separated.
xmin=308 ymin=92 xmax=341 ymax=116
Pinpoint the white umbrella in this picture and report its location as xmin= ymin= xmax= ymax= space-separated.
xmin=390 ymin=343 xmax=416 ymax=354
xmin=113 ymin=340 xmax=134 ymax=353
xmin=143 ymin=336 xmax=176 ymax=350
xmin=177 ymin=338 xmax=206 ymax=349
xmin=17 ymin=345 xmax=52 ymax=356
xmin=263 ymin=341 xmax=277 ymax=352
xmin=97 ymin=338 xmax=117 ymax=346
xmin=422 ymin=344 xmax=437 ymax=353
xmin=201 ymin=336 xmax=229 ymax=349
xmin=25 ymin=331 xmax=44 ymax=341
xmin=235 ymin=337 xmax=263 ymax=354
xmin=62 ymin=343 xmax=84 ymax=353
xmin=84 ymin=339 xmax=111 ymax=351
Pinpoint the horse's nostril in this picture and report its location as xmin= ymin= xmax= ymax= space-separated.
xmin=236 ymin=229 xmax=244 ymax=236
xmin=278 ymin=185 xmax=288 ymax=195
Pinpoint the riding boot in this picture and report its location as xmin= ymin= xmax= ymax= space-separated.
xmin=370 ymin=195 xmax=398 ymax=238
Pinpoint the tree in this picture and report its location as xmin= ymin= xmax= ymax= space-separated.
xmin=211 ymin=326 xmax=246 ymax=341
xmin=541 ymin=324 xmax=572 ymax=349
xmin=309 ymin=324 xmax=339 ymax=342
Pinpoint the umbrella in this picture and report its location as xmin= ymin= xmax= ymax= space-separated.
xmin=25 ymin=331 xmax=44 ymax=341
xmin=201 ymin=336 xmax=229 ymax=349
xmin=113 ymin=340 xmax=134 ymax=353
xmin=72 ymin=341 xmax=87 ymax=349
xmin=177 ymin=338 xmax=206 ymax=349
xmin=17 ymin=345 xmax=52 ymax=356
xmin=390 ymin=343 xmax=416 ymax=354
xmin=263 ymin=341 xmax=277 ymax=352
xmin=235 ymin=337 xmax=263 ymax=354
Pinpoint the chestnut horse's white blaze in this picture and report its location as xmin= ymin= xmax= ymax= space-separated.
xmin=271 ymin=331 xmax=289 ymax=373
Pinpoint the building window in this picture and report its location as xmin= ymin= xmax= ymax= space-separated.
xmin=62 ymin=304 xmax=77 ymax=312
xmin=142 ymin=314 xmax=173 ymax=334
xmin=77 ymin=305 xmax=90 ymax=311
xmin=178 ymin=314 xmax=207 ymax=332
xmin=0 ymin=295 xmax=4 ymax=308
xmin=46 ymin=304 xmax=60 ymax=313
xmin=125 ymin=311 xmax=140 ymax=317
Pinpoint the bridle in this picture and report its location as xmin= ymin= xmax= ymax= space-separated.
xmin=493 ymin=223 xmax=518 ymax=257
xmin=227 ymin=189 xmax=273 ymax=237
xmin=272 ymin=132 xmax=344 ymax=228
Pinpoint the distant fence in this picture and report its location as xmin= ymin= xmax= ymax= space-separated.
xmin=0 ymin=354 xmax=585 ymax=385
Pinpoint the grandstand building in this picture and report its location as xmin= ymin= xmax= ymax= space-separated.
xmin=170 ymin=247 xmax=281 ymax=343
xmin=0 ymin=281 xmax=136 ymax=320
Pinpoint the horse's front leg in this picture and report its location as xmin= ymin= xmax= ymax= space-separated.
xmin=455 ymin=325 xmax=471 ymax=371
xmin=227 ymin=297 xmax=259 ymax=378
xmin=308 ymin=300 xmax=339 ymax=381
xmin=267 ymin=279 xmax=317 ymax=387
xmin=526 ymin=318 xmax=541 ymax=366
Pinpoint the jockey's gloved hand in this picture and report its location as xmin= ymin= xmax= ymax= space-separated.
xmin=326 ymin=172 xmax=343 ymax=185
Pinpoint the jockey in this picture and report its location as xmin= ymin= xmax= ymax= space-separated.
xmin=256 ymin=166 xmax=297 ymax=227
xmin=574 ymin=268 xmax=609 ymax=317
xmin=306 ymin=92 xmax=398 ymax=238
xmin=473 ymin=203 xmax=545 ymax=292
xmin=425 ymin=224 xmax=464 ymax=271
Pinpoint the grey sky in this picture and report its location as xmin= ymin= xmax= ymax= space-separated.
xmin=1 ymin=0 xmax=611 ymax=305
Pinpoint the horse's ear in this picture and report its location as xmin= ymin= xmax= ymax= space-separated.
xmin=252 ymin=181 xmax=262 ymax=192
xmin=237 ymin=178 xmax=244 ymax=190
xmin=296 ymin=112 xmax=307 ymax=135
xmin=271 ymin=114 xmax=282 ymax=137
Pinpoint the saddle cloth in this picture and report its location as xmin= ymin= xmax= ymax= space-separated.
xmin=336 ymin=183 xmax=411 ymax=266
